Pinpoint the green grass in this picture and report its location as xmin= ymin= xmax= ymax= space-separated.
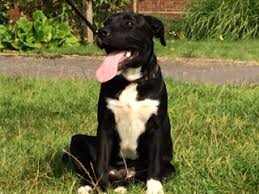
xmin=6 ymin=39 xmax=258 ymax=62
xmin=0 ymin=77 xmax=258 ymax=194
xmin=156 ymin=39 xmax=259 ymax=61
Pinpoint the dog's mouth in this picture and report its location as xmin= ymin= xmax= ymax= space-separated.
xmin=119 ymin=50 xmax=139 ymax=69
xmin=96 ymin=49 xmax=139 ymax=83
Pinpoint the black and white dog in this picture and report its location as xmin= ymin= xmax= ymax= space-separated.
xmin=69 ymin=12 xmax=175 ymax=194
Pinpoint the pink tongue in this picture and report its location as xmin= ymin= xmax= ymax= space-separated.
xmin=96 ymin=51 xmax=126 ymax=83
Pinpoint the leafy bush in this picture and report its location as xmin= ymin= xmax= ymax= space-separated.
xmin=154 ymin=15 xmax=182 ymax=40
xmin=93 ymin=0 xmax=129 ymax=27
xmin=1 ymin=0 xmax=130 ymax=40
xmin=176 ymin=0 xmax=259 ymax=40
xmin=0 ymin=0 xmax=12 ymax=24
xmin=0 ymin=10 xmax=79 ymax=50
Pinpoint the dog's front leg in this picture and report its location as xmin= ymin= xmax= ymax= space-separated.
xmin=95 ymin=125 xmax=114 ymax=190
xmin=146 ymin=120 xmax=164 ymax=194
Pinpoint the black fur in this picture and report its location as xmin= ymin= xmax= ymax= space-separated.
xmin=69 ymin=12 xmax=175 ymax=191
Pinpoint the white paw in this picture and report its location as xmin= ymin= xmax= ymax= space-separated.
xmin=114 ymin=186 xmax=127 ymax=193
xmin=77 ymin=185 xmax=93 ymax=194
xmin=146 ymin=179 xmax=164 ymax=194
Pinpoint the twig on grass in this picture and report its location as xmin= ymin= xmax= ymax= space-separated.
xmin=62 ymin=149 xmax=103 ymax=193
xmin=120 ymin=151 xmax=130 ymax=178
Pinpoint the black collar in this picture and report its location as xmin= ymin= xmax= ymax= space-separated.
xmin=132 ymin=58 xmax=160 ymax=83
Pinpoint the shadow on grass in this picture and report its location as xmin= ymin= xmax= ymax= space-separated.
xmin=43 ymin=147 xmax=76 ymax=178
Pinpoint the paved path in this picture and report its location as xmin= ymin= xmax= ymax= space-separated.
xmin=0 ymin=55 xmax=259 ymax=85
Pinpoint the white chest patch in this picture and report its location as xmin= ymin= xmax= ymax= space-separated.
xmin=107 ymin=83 xmax=159 ymax=160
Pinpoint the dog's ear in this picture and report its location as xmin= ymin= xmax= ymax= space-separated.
xmin=144 ymin=16 xmax=166 ymax=46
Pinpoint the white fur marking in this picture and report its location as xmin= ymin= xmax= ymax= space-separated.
xmin=77 ymin=185 xmax=93 ymax=194
xmin=107 ymin=83 xmax=159 ymax=160
xmin=114 ymin=186 xmax=127 ymax=193
xmin=146 ymin=179 xmax=164 ymax=194
xmin=122 ymin=67 xmax=142 ymax=81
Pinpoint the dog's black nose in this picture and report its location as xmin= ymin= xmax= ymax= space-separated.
xmin=98 ymin=28 xmax=110 ymax=37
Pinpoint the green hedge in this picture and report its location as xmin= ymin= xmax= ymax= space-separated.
xmin=174 ymin=0 xmax=259 ymax=40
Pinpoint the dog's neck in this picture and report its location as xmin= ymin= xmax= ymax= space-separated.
xmin=138 ymin=54 xmax=161 ymax=82
xmin=120 ymin=54 xmax=160 ymax=83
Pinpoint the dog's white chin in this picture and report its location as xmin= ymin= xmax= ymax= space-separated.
xmin=117 ymin=50 xmax=144 ymax=82
xmin=121 ymin=66 xmax=142 ymax=81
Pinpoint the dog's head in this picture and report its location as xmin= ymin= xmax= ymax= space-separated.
xmin=95 ymin=13 xmax=166 ymax=83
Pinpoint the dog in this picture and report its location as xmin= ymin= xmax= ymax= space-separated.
xmin=69 ymin=12 xmax=175 ymax=194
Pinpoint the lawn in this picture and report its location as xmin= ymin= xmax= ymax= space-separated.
xmin=0 ymin=77 xmax=258 ymax=194
xmin=11 ymin=39 xmax=259 ymax=62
